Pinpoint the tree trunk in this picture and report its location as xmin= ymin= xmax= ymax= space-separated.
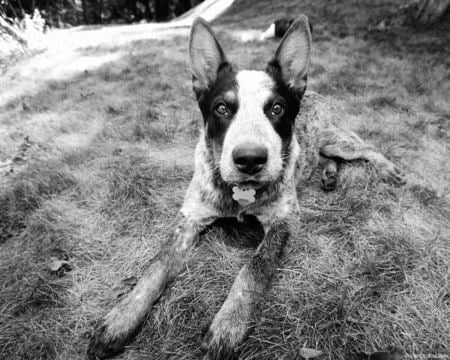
xmin=175 ymin=0 xmax=192 ymax=15
xmin=154 ymin=0 xmax=170 ymax=21
xmin=98 ymin=0 xmax=103 ymax=23
xmin=144 ymin=0 xmax=152 ymax=21
xmin=414 ymin=0 xmax=450 ymax=25
xmin=45 ymin=0 xmax=53 ymax=27
xmin=86 ymin=0 xmax=104 ymax=23
xmin=81 ymin=0 xmax=88 ymax=24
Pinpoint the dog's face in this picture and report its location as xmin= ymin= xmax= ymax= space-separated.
xmin=188 ymin=17 xmax=311 ymax=188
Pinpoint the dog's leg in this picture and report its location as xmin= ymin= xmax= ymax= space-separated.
xmin=319 ymin=127 xmax=407 ymax=185
xmin=87 ymin=213 xmax=212 ymax=359
xmin=319 ymin=155 xmax=339 ymax=191
xmin=202 ymin=219 xmax=289 ymax=359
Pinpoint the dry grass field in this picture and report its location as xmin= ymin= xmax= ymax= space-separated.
xmin=1 ymin=1 xmax=449 ymax=359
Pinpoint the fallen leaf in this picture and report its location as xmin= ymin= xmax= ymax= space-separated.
xmin=48 ymin=256 xmax=71 ymax=272
xmin=300 ymin=347 xmax=323 ymax=359
xmin=375 ymin=351 xmax=401 ymax=360
xmin=106 ymin=105 xmax=117 ymax=114
xmin=22 ymin=102 xmax=30 ymax=111
xmin=108 ymin=276 xmax=139 ymax=299
xmin=49 ymin=248 xmax=69 ymax=260
xmin=354 ymin=349 xmax=403 ymax=360
xmin=122 ymin=276 xmax=138 ymax=286
xmin=109 ymin=287 xmax=126 ymax=299
xmin=12 ymin=155 xmax=25 ymax=162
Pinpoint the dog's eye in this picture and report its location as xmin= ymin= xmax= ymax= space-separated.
xmin=271 ymin=103 xmax=285 ymax=116
xmin=215 ymin=103 xmax=230 ymax=117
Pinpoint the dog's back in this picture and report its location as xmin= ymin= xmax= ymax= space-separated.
xmin=295 ymin=91 xmax=341 ymax=181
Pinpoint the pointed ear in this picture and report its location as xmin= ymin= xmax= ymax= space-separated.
xmin=269 ymin=15 xmax=312 ymax=94
xmin=188 ymin=17 xmax=230 ymax=91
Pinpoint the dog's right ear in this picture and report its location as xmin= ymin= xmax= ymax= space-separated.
xmin=268 ymin=15 xmax=312 ymax=96
xmin=188 ymin=18 xmax=230 ymax=92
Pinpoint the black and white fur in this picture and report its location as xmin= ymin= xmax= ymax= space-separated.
xmin=88 ymin=16 xmax=406 ymax=360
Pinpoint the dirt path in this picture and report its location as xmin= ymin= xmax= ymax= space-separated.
xmin=0 ymin=0 xmax=236 ymax=173
xmin=0 ymin=0 xmax=235 ymax=109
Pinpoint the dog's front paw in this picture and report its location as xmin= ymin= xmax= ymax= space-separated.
xmin=378 ymin=162 xmax=407 ymax=186
xmin=201 ymin=311 xmax=248 ymax=360
xmin=87 ymin=315 xmax=135 ymax=359
xmin=201 ymin=327 xmax=237 ymax=360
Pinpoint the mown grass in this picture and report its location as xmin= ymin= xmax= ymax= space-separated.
xmin=1 ymin=1 xmax=449 ymax=359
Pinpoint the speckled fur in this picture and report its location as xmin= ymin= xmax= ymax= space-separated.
xmin=87 ymin=17 xmax=406 ymax=360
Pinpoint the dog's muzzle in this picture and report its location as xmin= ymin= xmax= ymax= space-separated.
xmin=232 ymin=143 xmax=268 ymax=175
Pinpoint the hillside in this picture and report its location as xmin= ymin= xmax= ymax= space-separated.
xmin=0 ymin=1 xmax=449 ymax=359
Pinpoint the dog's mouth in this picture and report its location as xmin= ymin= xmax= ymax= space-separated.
xmin=234 ymin=180 xmax=265 ymax=189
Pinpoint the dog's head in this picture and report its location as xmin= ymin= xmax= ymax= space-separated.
xmin=188 ymin=16 xmax=311 ymax=189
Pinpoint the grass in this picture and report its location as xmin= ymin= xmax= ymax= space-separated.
xmin=0 ymin=0 xmax=449 ymax=359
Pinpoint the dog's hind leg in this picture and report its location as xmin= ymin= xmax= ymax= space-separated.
xmin=319 ymin=127 xmax=407 ymax=185
xmin=201 ymin=219 xmax=290 ymax=359
xmin=319 ymin=155 xmax=339 ymax=191
xmin=87 ymin=213 xmax=214 ymax=359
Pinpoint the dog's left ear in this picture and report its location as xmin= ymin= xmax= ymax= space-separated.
xmin=188 ymin=17 xmax=230 ymax=93
xmin=268 ymin=15 xmax=312 ymax=95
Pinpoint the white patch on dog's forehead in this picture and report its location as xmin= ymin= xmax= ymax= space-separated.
xmin=235 ymin=70 xmax=274 ymax=103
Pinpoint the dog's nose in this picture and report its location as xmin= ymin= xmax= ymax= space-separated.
xmin=232 ymin=144 xmax=268 ymax=175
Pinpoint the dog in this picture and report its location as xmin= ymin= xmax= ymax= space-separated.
xmin=87 ymin=15 xmax=406 ymax=360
